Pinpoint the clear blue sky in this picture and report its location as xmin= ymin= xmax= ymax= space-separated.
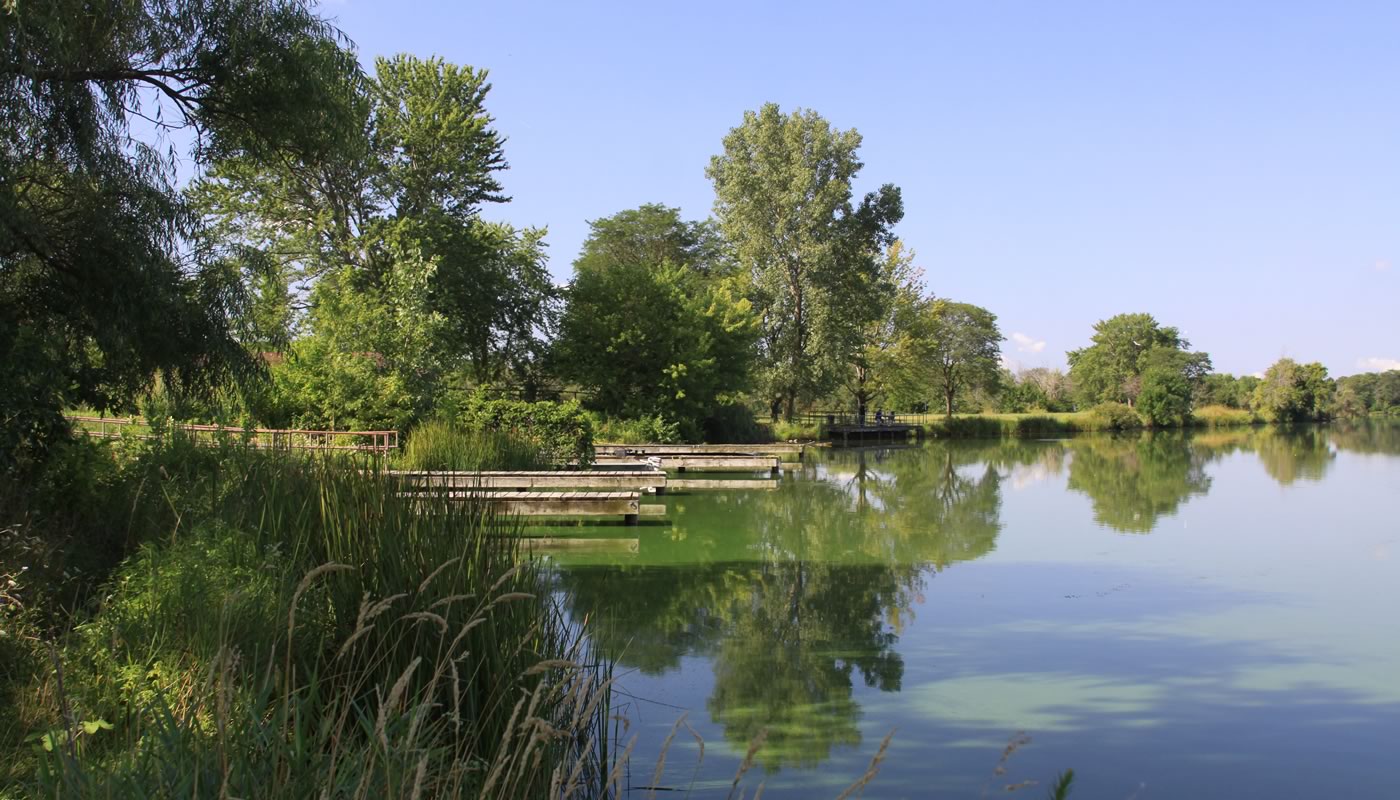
xmin=320 ymin=0 xmax=1400 ymax=377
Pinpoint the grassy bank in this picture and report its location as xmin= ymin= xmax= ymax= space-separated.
xmin=921 ymin=404 xmax=1268 ymax=439
xmin=0 ymin=434 xmax=612 ymax=797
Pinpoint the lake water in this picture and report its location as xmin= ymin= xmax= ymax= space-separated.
xmin=546 ymin=422 xmax=1400 ymax=798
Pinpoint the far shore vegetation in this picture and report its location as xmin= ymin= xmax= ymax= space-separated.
xmin=1 ymin=1 xmax=1394 ymax=797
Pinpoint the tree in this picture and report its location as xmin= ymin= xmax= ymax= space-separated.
xmin=1067 ymin=313 xmax=1210 ymax=408
xmin=898 ymin=300 xmax=1003 ymax=417
xmin=573 ymin=203 xmax=730 ymax=277
xmin=1 ymin=0 xmax=358 ymax=466
xmin=554 ymin=207 xmax=757 ymax=439
xmin=1251 ymin=358 xmax=1334 ymax=422
xmin=708 ymin=103 xmax=902 ymax=420
xmin=193 ymin=54 xmax=558 ymax=424
xmin=842 ymin=240 xmax=924 ymax=420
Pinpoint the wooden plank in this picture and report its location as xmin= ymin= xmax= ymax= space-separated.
xmin=658 ymin=456 xmax=779 ymax=472
xmin=598 ymin=442 xmax=804 ymax=456
xmin=417 ymin=490 xmax=640 ymax=517
xmin=668 ymin=478 xmax=779 ymax=491
xmin=391 ymin=470 xmax=666 ymax=490
xmin=515 ymin=537 xmax=639 ymax=554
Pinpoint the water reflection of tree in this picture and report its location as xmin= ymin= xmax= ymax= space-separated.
xmin=1328 ymin=419 xmax=1400 ymax=456
xmin=1191 ymin=426 xmax=1338 ymax=486
xmin=1250 ymin=425 xmax=1334 ymax=485
xmin=1067 ymin=433 xmax=1211 ymax=533
xmin=556 ymin=441 xmax=1012 ymax=771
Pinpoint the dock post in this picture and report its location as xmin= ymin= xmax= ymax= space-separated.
xmin=624 ymin=513 xmax=639 ymax=526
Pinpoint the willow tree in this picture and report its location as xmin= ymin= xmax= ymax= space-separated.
xmin=0 ymin=0 xmax=357 ymax=466
xmin=707 ymin=103 xmax=902 ymax=421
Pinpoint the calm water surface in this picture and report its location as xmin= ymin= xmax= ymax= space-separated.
xmin=544 ymin=423 xmax=1400 ymax=798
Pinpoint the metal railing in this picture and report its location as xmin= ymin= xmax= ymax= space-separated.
xmin=66 ymin=415 xmax=399 ymax=454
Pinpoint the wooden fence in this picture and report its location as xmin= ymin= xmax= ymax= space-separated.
xmin=66 ymin=415 xmax=398 ymax=454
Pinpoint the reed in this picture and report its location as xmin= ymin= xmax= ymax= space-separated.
xmin=9 ymin=441 xmax=611 ymax=797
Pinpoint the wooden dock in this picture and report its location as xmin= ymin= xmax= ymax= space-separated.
xmin=590 ymin=454 xmax=780 ymax=473
xmin=825 ymin=423 xmax=919 ymax=444
xmin=421 ymin=490 xmax=657 ymax=525
xmin=515 ymin=537 xmax=640 ymax=554
xmin=391 ymin=469 xmax=668 ymax=492
xmin=668 ymin=478 xmax=778 ymax=491
xmin=598 ymin=442 xmax=806 ymax=458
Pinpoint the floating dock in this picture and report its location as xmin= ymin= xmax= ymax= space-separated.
xmin=668 ymin=478 xmax=779 ymax=491
xmin=391 ymin=469 xmax=668 ymax=492
xmin=598 ymin=442 xmax=807 ymax=458
xmin=590 ymin=454 xmax=781 ymax=473
xmin=419 ymin=490 xmax=658 ymax=525
xmin=825 ymin=423 xmax=919 ymax=444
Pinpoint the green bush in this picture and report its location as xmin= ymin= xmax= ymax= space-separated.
xmin=769 ymin=419 xmax=822 ymax=441
xmin=1087 ymin=402 xmax=1144 ymax=431
xmin=702 ymin=403 xmax=769 ymax=444
xmin=454 ymin=390 xmax=594 ymax=466
xmin=590 ymin=414 xmax=682 ymax=445
xmin=399 ymin=420 xmax=545 ymax=471
xmin=1136 ymin=369 xmax=1192 ymax=427
xmin=1010 ymin=415 xmax=1077 ymax=437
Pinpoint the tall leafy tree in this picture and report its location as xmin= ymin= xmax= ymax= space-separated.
xmin=842 ymin=240 xmax=923 ymax=420
xmin=573 ymin=203 xmax=730 ymax=277
xmin=891 ymin=300 xmax=1003 ymax=417
xmin=0 ymin=0 xmax=358 ymax=465
xmin=1251 ymin=358 xmax=1334 ymax=422
xmin=707 ymin=103 xmax=902 ymax=420
xmin=1067 ymin=313 xmax=1210 ymax=408
xmin=193 ymin=54 xmax=556 ymax=426
xmin=554 ymin=206 xmax=756 ymax=439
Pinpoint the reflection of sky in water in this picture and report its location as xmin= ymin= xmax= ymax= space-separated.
xmin=550 ymin=424 xmax=1400 ymax=798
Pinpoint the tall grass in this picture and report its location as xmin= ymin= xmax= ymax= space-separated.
xmin=398 ymin=420 xmax=547 ymax=471
xmin=2 ymin=435 xmax=613 ymax=797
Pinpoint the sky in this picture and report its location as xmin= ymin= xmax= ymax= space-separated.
xmin=318 ymin=0 xmax=1400 ymax=378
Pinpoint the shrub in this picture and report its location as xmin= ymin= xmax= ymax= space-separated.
xmin=591 ymin=414 xmax=682 ymax=445
xmin=455 ymin=390 xmax=594 ymax=466
xmin=1136 ymin=369 xmax=1192 ymax=427
xmin=702 ymin=403 xmax=769 ymax=444
xmin=1087 ymin=402 xmax=1144 ymax=430
xmin=769 ymin=419 xmax=822 ymax=441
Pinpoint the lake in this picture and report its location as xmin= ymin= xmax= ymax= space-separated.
xmin=545 ymin=422 xmax=1400 ymax=798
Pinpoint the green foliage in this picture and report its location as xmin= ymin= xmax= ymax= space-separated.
xmin=1087 ymin=402 xmax=1145 ymax=431
xmin=15 ymin=446 xmax=612 ymax=797
xmin=193 ymin=52 xmax=557 ymax=429
xmin=888 ymin=299 xmax=1003 ymax=417
xmin=1334 ymin=370 xmax=1400 ymax=416
xmin=1067 ymin=313 xmax=1210 ymax=408
xmin=702 ymin=403 xmax=770 ymax=444
xmin=398 ymin=420 xmax=545 ymax=471
xmin=450 ymin=391 xmax=594 ymax=466
xmin=1137 ymin=365 xmax=1193 ymax=427
xmin=1196 ymin=372 xmax=1259 ymax=409
xmin=1 ymin=0 xmax=360 ymax=468
xmin=574 ymin=203 xmax=730 ymax=278
xmin=590 ymin=414 xmax=683 ymax=446
xmin=708 ymin=103 xmax=903 ymax=419
xmin=1251 ymin=358 xmax=1334 ymax=422
xmin=556 ymin=209 xmax=757 ymax=438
